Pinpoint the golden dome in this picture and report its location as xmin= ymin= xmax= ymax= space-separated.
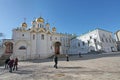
xmin=45 ymin=23 xmax=50 ymax=27
xmin=52 ymin=27 xmax=56 ymax=32
xmin=22 ymin=22 xmax=27 ymax=28
xmin=36 ymin=17 xmax=44 ymax=23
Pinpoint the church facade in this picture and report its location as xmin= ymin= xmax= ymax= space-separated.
xmin=2 ymin=17 xmax=72 ymax=60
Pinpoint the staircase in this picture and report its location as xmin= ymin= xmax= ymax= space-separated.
xmin=0 ymin=53 xmax=11 ymax=66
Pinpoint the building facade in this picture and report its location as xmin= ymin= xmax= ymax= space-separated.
xmin=1 ymin=18 xmax=118 ymax=60
xmin=69 ymin=28 xmax=117 ymax=54
xmin=2 ymin=17 xmax=72 ymax=60
xmin=115 ymin=30 xmax=120 ymax=51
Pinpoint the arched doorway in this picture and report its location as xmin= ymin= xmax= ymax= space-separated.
xmin=4 ymin=42 xmax=13 ymax=54
xmin=54 ymin=42 xmax=61 ymax=55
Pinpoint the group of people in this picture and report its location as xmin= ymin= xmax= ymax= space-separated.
xmin=4 ymin=57 xmax=18 ymax=73
xmin=4 ymin=53 xmax=80 ymax=71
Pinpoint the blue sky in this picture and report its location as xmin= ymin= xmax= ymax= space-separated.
xmin=0 ymin=0 xmax=120 ymax=39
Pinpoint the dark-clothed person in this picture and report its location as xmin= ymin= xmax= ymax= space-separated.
xmin=66 ymin=54 xmax=69 ymax=61
xmin=54 ymin=55 xmax=58 ymax=69
xmin=8 ymin=59 xmax=14 ymax=73
xmin=4 ymin=58 xmax=10 ymax=69
xmin=79 ymin=52 xmax=82 ymax=57
xmin=13 ymin=58 xmax=18 ymax=71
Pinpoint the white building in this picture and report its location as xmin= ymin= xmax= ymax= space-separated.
xmin=115 ymin=30 xmax=120 ymax=41
xmin=69 ymin=28 xmax=117 ymax=54
xmin=2 ymin=17 xmax=72 ymax=60
xmin=115 ymin=30 xmax=120 ymax=51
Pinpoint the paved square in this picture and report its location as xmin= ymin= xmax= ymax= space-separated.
xmin=0 ymin=52 xmax=120 ymax=80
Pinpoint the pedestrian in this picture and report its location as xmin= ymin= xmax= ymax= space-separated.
xmin=4 ymin=58 xmax=10 ymax=69
xmin=8 ymin=58 xmax=14 ymax=73
xmin=13 ymin=57 xmax=18 ymax=71
xmin=66 ymin=54 xmax=69 ymax=61
xmin=54 ymin=55 xmax=58 ymax=69
xmin=79 ymin=52 xmax=82 ymax=57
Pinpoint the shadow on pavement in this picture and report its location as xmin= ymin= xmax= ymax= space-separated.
xmin=21 ymin=52 xmax=120 ymax=63
xmin=13 ymin=69 xmax=34 ymax=74
xmin=58 ymin=66 xmax=84 ymax=69
xmin=70 ymin=52 xmax=120 ymax=61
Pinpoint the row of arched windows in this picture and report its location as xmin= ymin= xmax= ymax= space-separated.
xmin=32 ymin=24 xmax=44 ymax=28
xmin=33 ymin=34 xmax=44 ymax=40
xmin=38 ymin=24 xmax=44 ymax=28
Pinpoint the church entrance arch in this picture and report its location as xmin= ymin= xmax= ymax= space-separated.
xmin=54 ymin=42 xmax=61 ymax=55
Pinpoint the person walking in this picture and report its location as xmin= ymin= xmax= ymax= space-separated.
xmin=4 ymin=58 xmax=10 ymax=69
xmin=79 ymin=52 xmax=82 ymax=57
xmin=13 ymin=57 xmax=18 ymax=71
xmin=54 ymin=55 xmax=58 ymax=69
xmin=66 ymin=54 xmax=69 ymax=61
xmin=8 ymin=58 xmax=14 ymax=73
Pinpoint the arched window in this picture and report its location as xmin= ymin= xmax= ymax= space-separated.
xmin=78 ymin=42 xmax=80 ymax=47
xmin=94 ymin=39 xmax=97 ymax=42
xmin=33 ymin=34 xmax=35 ymax=40
xmin=19 ymin=46 xmax=26 ymax=50
xmin=109 ymin=39 xmax=111 ymax=43
xmin=106 ymin=38 xmax=108 ymax=43
xmin=41 ymin=34 xmax=44 ymax=40
xmin=90 ymin=36 xmax=92 ymax=39
xmin=50 ymin=36 xmax=52 ymax=41
xmin=82 ymin=42 xmax=85 ymax=46
xmin=55 ymin=37 xmax=57 ymax=40
xmin=40 ymin=24 xmax=42 ymax=28
xmin=22 ymin=34 xmax=24 ymax=37
xmin=101 ymin=38 xmax=104 ymax=42
xmin=88 ymin=40 xmax=90 ymax=46
xmin=38 ymin=24 xmax=39 ymax=28
xmin=51 ymin=46 xmax=52 ymax=49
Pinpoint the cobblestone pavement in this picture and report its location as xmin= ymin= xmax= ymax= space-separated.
xmin=0 ymin=52 xmax=120 ymax=80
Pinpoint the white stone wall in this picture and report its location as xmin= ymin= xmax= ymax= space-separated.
xmin=98 ymin=29 xmax=117 ymax=52
xmin=69 ymin=29 xmax=117 ymax=54
xmin=60 ymin=34 xmax=71 ymax=54
xmin=75 ymin=29 xmax=99 ymax=53
xmin=115 ymin=30 xmax=120 ymax=41
xmin=69 ymin=38 xmax=89 ymax=54
xmin=12 ymin=28 xmax=68 ymax=60
xmin=13 ymin=40 xmax=29 ymax=60
xmin=30 ymin=33 xmax=36 ymax=58
xmin=46 ymin=34 xmax=54 ymax=57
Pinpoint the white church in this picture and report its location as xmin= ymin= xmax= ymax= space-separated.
xmin=2 ymin=17 xmax=72 ymax=60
